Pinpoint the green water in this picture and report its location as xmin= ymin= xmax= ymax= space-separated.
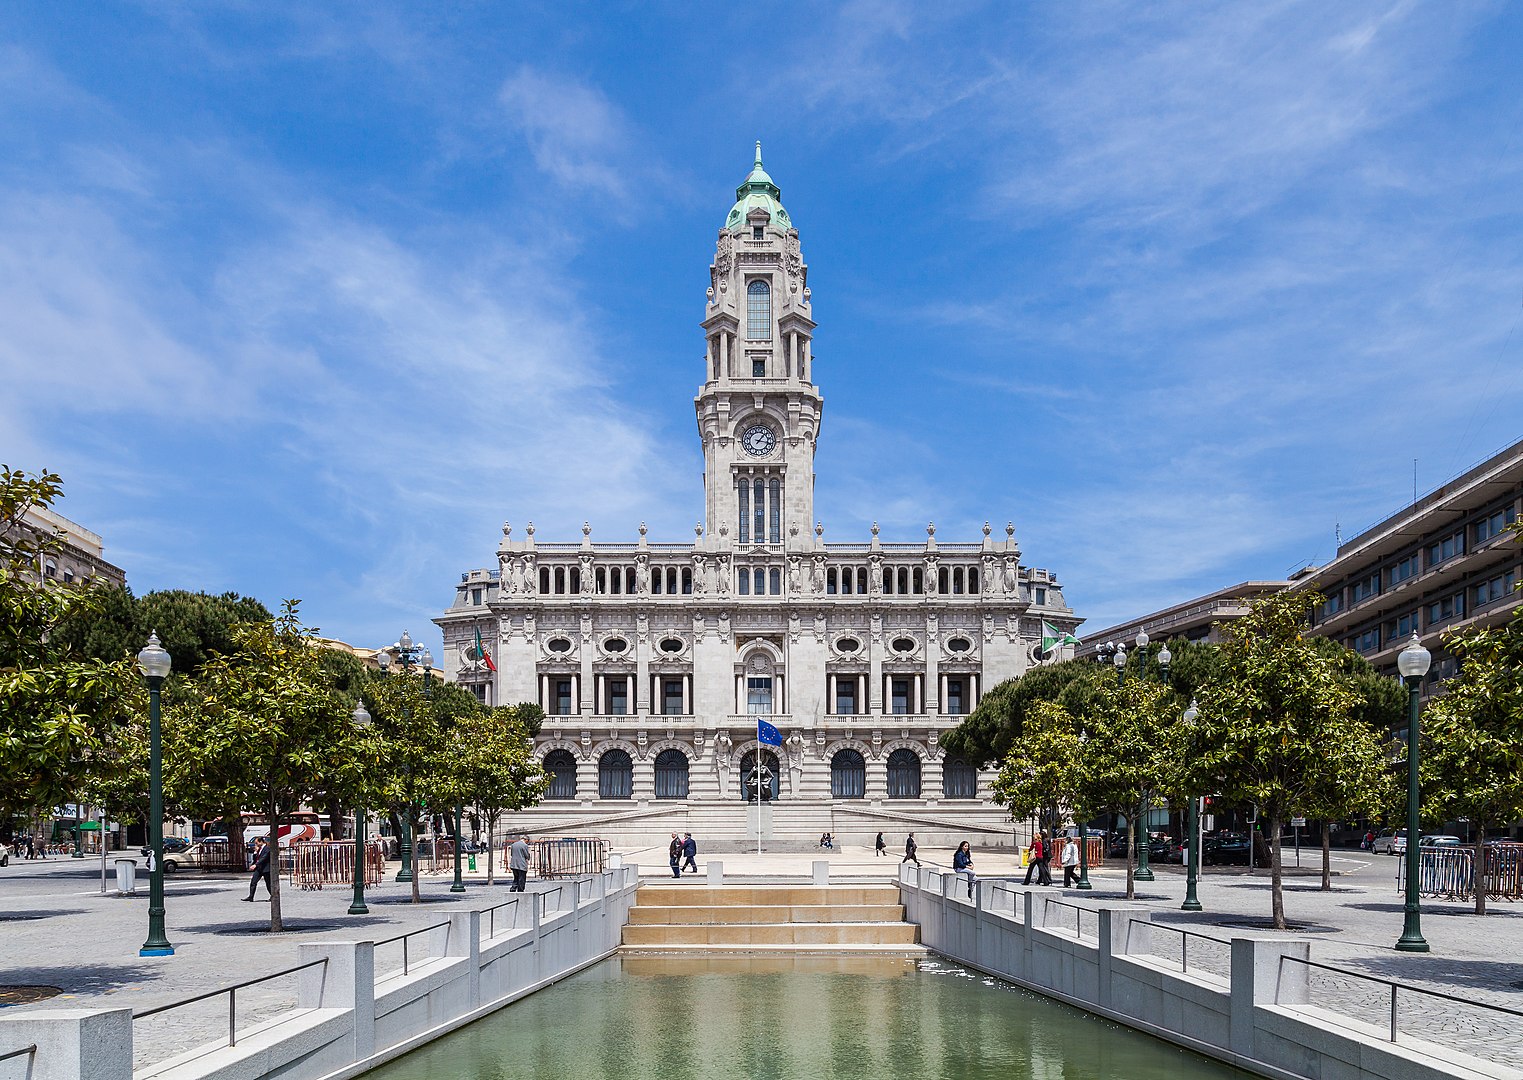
xmin=364 ymin=956 xmax=1250 ymax=1080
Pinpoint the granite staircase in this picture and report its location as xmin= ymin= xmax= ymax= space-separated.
xmin=620 ymin=883 xmax=925 ymax=956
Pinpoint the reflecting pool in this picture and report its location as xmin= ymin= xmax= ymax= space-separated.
xmin=365 ymin=955 xmax=1250 ymax=1080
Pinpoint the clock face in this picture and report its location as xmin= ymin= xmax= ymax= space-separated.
xmin=741 ymin=424 xmax=777 ymax=457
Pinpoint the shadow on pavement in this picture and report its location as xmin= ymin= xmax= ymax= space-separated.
xmin=0 ymin=961 xmax=171 ymax=1000
xmin=0 ymin=909 xmax=87 ymax=921
xmin=1330 ymin=954 xmax=1523 ymax=994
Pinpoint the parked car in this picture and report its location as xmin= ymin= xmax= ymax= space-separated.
xmin=139 ymin=836 xmax=193 ymax=857
xmin=1418 ymin=835 xmax=1461 ymax=848
xmin=160 ymin=838 xmax=236 ymax=873
xmin=1203 ymin=832 xmax=1251 ymax=865
xmin=1372 ymin=829 xmax=1407 ymax=856
xmin=1106 ymin=834 xmax=1132 ymax=860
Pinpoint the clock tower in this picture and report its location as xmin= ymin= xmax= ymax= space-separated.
xmin=696 ymin=143 xmax=821 ymax=555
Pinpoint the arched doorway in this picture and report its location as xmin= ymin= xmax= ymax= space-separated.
xmin=886 ymin=748 xmax=921 ymax=798
xmin=598 ymin=749 xmax=633 ymax=799
xmin=740 ymin=749 xmax=780 ymax=801
xmin=653 ymin=749 xmax=689 ymax=799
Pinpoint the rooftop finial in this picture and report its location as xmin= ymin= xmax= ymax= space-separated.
xmin=755 ymin=140 xmax=763 ymax=168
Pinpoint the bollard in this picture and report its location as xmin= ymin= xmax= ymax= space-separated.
xmin=812 ymin=860 xmax=830 ymax=886
xmin=707 ymin=861 xmax=723 ymax=885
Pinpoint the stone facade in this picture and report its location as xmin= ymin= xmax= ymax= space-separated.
xmin=436 ymin=147 xmax=1082 ymax=850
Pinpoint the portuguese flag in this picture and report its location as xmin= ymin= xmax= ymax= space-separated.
xmin=472 ymin=625 xmax=497 ymax=672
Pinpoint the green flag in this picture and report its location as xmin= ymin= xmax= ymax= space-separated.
xmin=1041 ymin=621 xmax=1080 ymax=654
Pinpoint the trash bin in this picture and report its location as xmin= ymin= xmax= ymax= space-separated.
xmin=115 ymin=857 xmax=138 ymax=894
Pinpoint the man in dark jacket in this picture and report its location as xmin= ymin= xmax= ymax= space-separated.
xmin=902 ymin=833 xmax=920 ymax=867
xmin=681 ymin=832 xmax=698 ymax=874
xmin=243 ymin=836 xmax=272 ymax=901
xmin=668 ymin=833 xmax=683 ymax=878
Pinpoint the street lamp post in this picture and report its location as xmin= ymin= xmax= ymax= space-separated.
xmin=450 ymin=804 xmax=466 ymax=893
xmin=377 ymin=632 xmax=433 ymax=885
xmin=1395 ymin=633 xmax=1431 ymax=953
xmin=1075 ymin=731 xmax=1092 ymax=890
xmin=137 ymin=632 xmax=175 ymax=957
xmin=348 ymin=702 xmax=372 ymax=916
xmin=1182 ymin=698 xmax=1203 ymax=911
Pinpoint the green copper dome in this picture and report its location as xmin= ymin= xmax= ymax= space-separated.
xmin=725 ymin=141 xmax=793 ymax=231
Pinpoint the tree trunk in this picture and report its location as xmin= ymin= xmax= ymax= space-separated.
xmin=268 ymin=796 xmax=284 ymax=933
xmin=1268 ymin=811 xmax=1285 ymax=930
xmin=1320 ymin=822 xmax=1332 ymax=891
xmin=1474 ymin=827 xmax=1488 ymax=917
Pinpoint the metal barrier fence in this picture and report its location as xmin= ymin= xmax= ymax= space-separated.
xmin=1396 ymin=843 xmax=1523 ymax=901
xmin=290 ymin=841 xmax=385 ymax=890
xmin=132 ymin=958 xmax=328 ymax=1050
xmin=533 ymin=837 xmax=608 ymax=879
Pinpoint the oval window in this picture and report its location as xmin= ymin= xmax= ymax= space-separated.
xmin=947 ymin=637 xmax=972 ymax=653
xmin=604 ymin=637 xmax=627 ymax=653
xmin=660 ymin=637 xmax=685 ymax=653
xmin=546 ymin=637 xmax=572 ymax=653
xmin=892 ymin=637 xmax=916 ymax=653
xmin=836 ymin=637 xmax=860 ymax=653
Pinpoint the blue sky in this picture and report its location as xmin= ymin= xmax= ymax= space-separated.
xmin=4 ymin=2 xmax=1522 ymax=659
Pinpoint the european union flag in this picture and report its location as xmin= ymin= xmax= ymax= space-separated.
xmin=757 ymin=718 xmax=783 ymax=747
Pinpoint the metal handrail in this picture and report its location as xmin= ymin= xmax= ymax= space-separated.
xmin=1039 ymin=896 xmax=1091 ymax=938
xmin=1148 ymin=922 xmax=1231 ymax=974
xmin=481 ymin=895 xmax=522 ymax=939
xmin=373 ymin=919 xmax=451 ymax=977
xmin=0 ymin=1045 xmax=36 ymax=1064
xmin=133 ymin=957 xmax=329 ymax=1049
xmin=1278 ymin=954 xmax=1523 ymax=1043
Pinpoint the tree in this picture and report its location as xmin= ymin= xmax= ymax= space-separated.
xmin=54 ymin=586 xmax=272 ymax=678
xmin=435 ymin=703 xmax=547 ymax=884
xmin=993 ymin=700 xmax=1082 ymax=841
xmin=1420 ymin=546 xmax=1523 ymax=915
xmin=364 ymin=673 xmax=481 ymax=903
xmin=944 ymin=658 xmax=1104 ymax=765
xmin=0 ymin=467 xmax=137 ymax=831
xmin=1182 ymin=590 xmax=1372 ymax=929
xmin=164 ymin=601 xmax=352 ymax=931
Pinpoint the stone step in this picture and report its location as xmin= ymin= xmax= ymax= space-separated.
xmin=632 ymin=884 xmax=900 ymax=907
xmin=620 ymin=941 xmax=929 ymax=958
xmin=622 ymin=922 xmax=921 ymax=947
xmin=628 ymin=903 xmax=905 ymax=925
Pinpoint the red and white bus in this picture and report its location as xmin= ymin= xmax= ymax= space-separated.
xmin=200 ymin=811 xmax=325 ymax=849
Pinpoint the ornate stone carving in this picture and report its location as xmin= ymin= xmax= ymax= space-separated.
xmin=715 ymin=232 xmax=733 ymax=276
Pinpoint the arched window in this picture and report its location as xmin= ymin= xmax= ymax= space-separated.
xmin=747 ymin=280 xmax=772 ymax=340
xmin=886 ymin=749 xmax=921 ymax=799
xmin=827 ymin=568 xmax=838 ymax=594
xmin=539 ymin=567 xmax=550 ymax=594
xmin=654 ymin=749 xmax=689 ymax=799
xmin=598 ymin=749 xmax=633 ymax=799
xmin=544 ymin=750 xmax=577 ymax=800
xmin=942 ymin=757 xmax=977 ymax=799
xmin=738 ymin=479 xmax=750 ymax=543
xmin=968 ymin=567 xmax=979 ymax=594
xmin=831 ymin=749 xmax=866 ymax=799
xmin=769 ymin=476 xmax=781 ymax=542
xmin=740 ymin=750 xmax=780 ymax=801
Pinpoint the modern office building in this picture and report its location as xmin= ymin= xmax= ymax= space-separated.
xmin=1074 ymin=580 xmax=1295 ymax=663
xmin=436 ymin=147 xmax=1083 ymax=849
xmin=1300 ymin=438 xmax=1522 ymax=689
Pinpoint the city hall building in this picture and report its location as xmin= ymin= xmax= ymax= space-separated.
xmin=436 ymin=147 xmax=1082 ymax=850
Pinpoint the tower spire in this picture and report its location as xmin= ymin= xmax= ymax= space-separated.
xmin=755 ymin=140 xmax=763 ymax=168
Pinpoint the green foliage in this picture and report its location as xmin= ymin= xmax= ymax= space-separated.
xmin=435 ymin=702 xmax=547 ymax=883
xmin=1180 ymin=590 xmax=1380 ymax=928
xmin=0 ymin=467 xmax=139 ymax=824
xmin=943 ymin=658 xmax=1102 ymax=764
xmin=54 ymin=586 xmax=272 ymax=678
xmin=164 ymin=600 xmax=352 ymax=930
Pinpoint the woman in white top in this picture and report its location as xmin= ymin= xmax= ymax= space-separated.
xmin=1061 ymin=835 xmax=1080 ymax=888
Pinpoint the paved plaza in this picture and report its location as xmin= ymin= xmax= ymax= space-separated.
xmin=2 ymin=844 xmax=1519 ymax=1072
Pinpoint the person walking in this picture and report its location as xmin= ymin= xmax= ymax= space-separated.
xmin=952 ymin=841 xmax=977 ymax=898
xmin=508 ymin=834 xmax=531 ymax=892
xmin=681 ymin=832 xmax=698 ymax=873
xmin=902 ymin=832 xmax=920 ymax=867
xmin=1023 ymin=831 xmax=1046 ymax=886
xmin=875 ymin=831 xmax=886 ymax=857
xmin=1061 ymin=834 xmax=1080 ymax=888
xmin=242 ymin=836 xmax=273 ymax=901
xmin=668 ymin=833 xmax=683 ymax=878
